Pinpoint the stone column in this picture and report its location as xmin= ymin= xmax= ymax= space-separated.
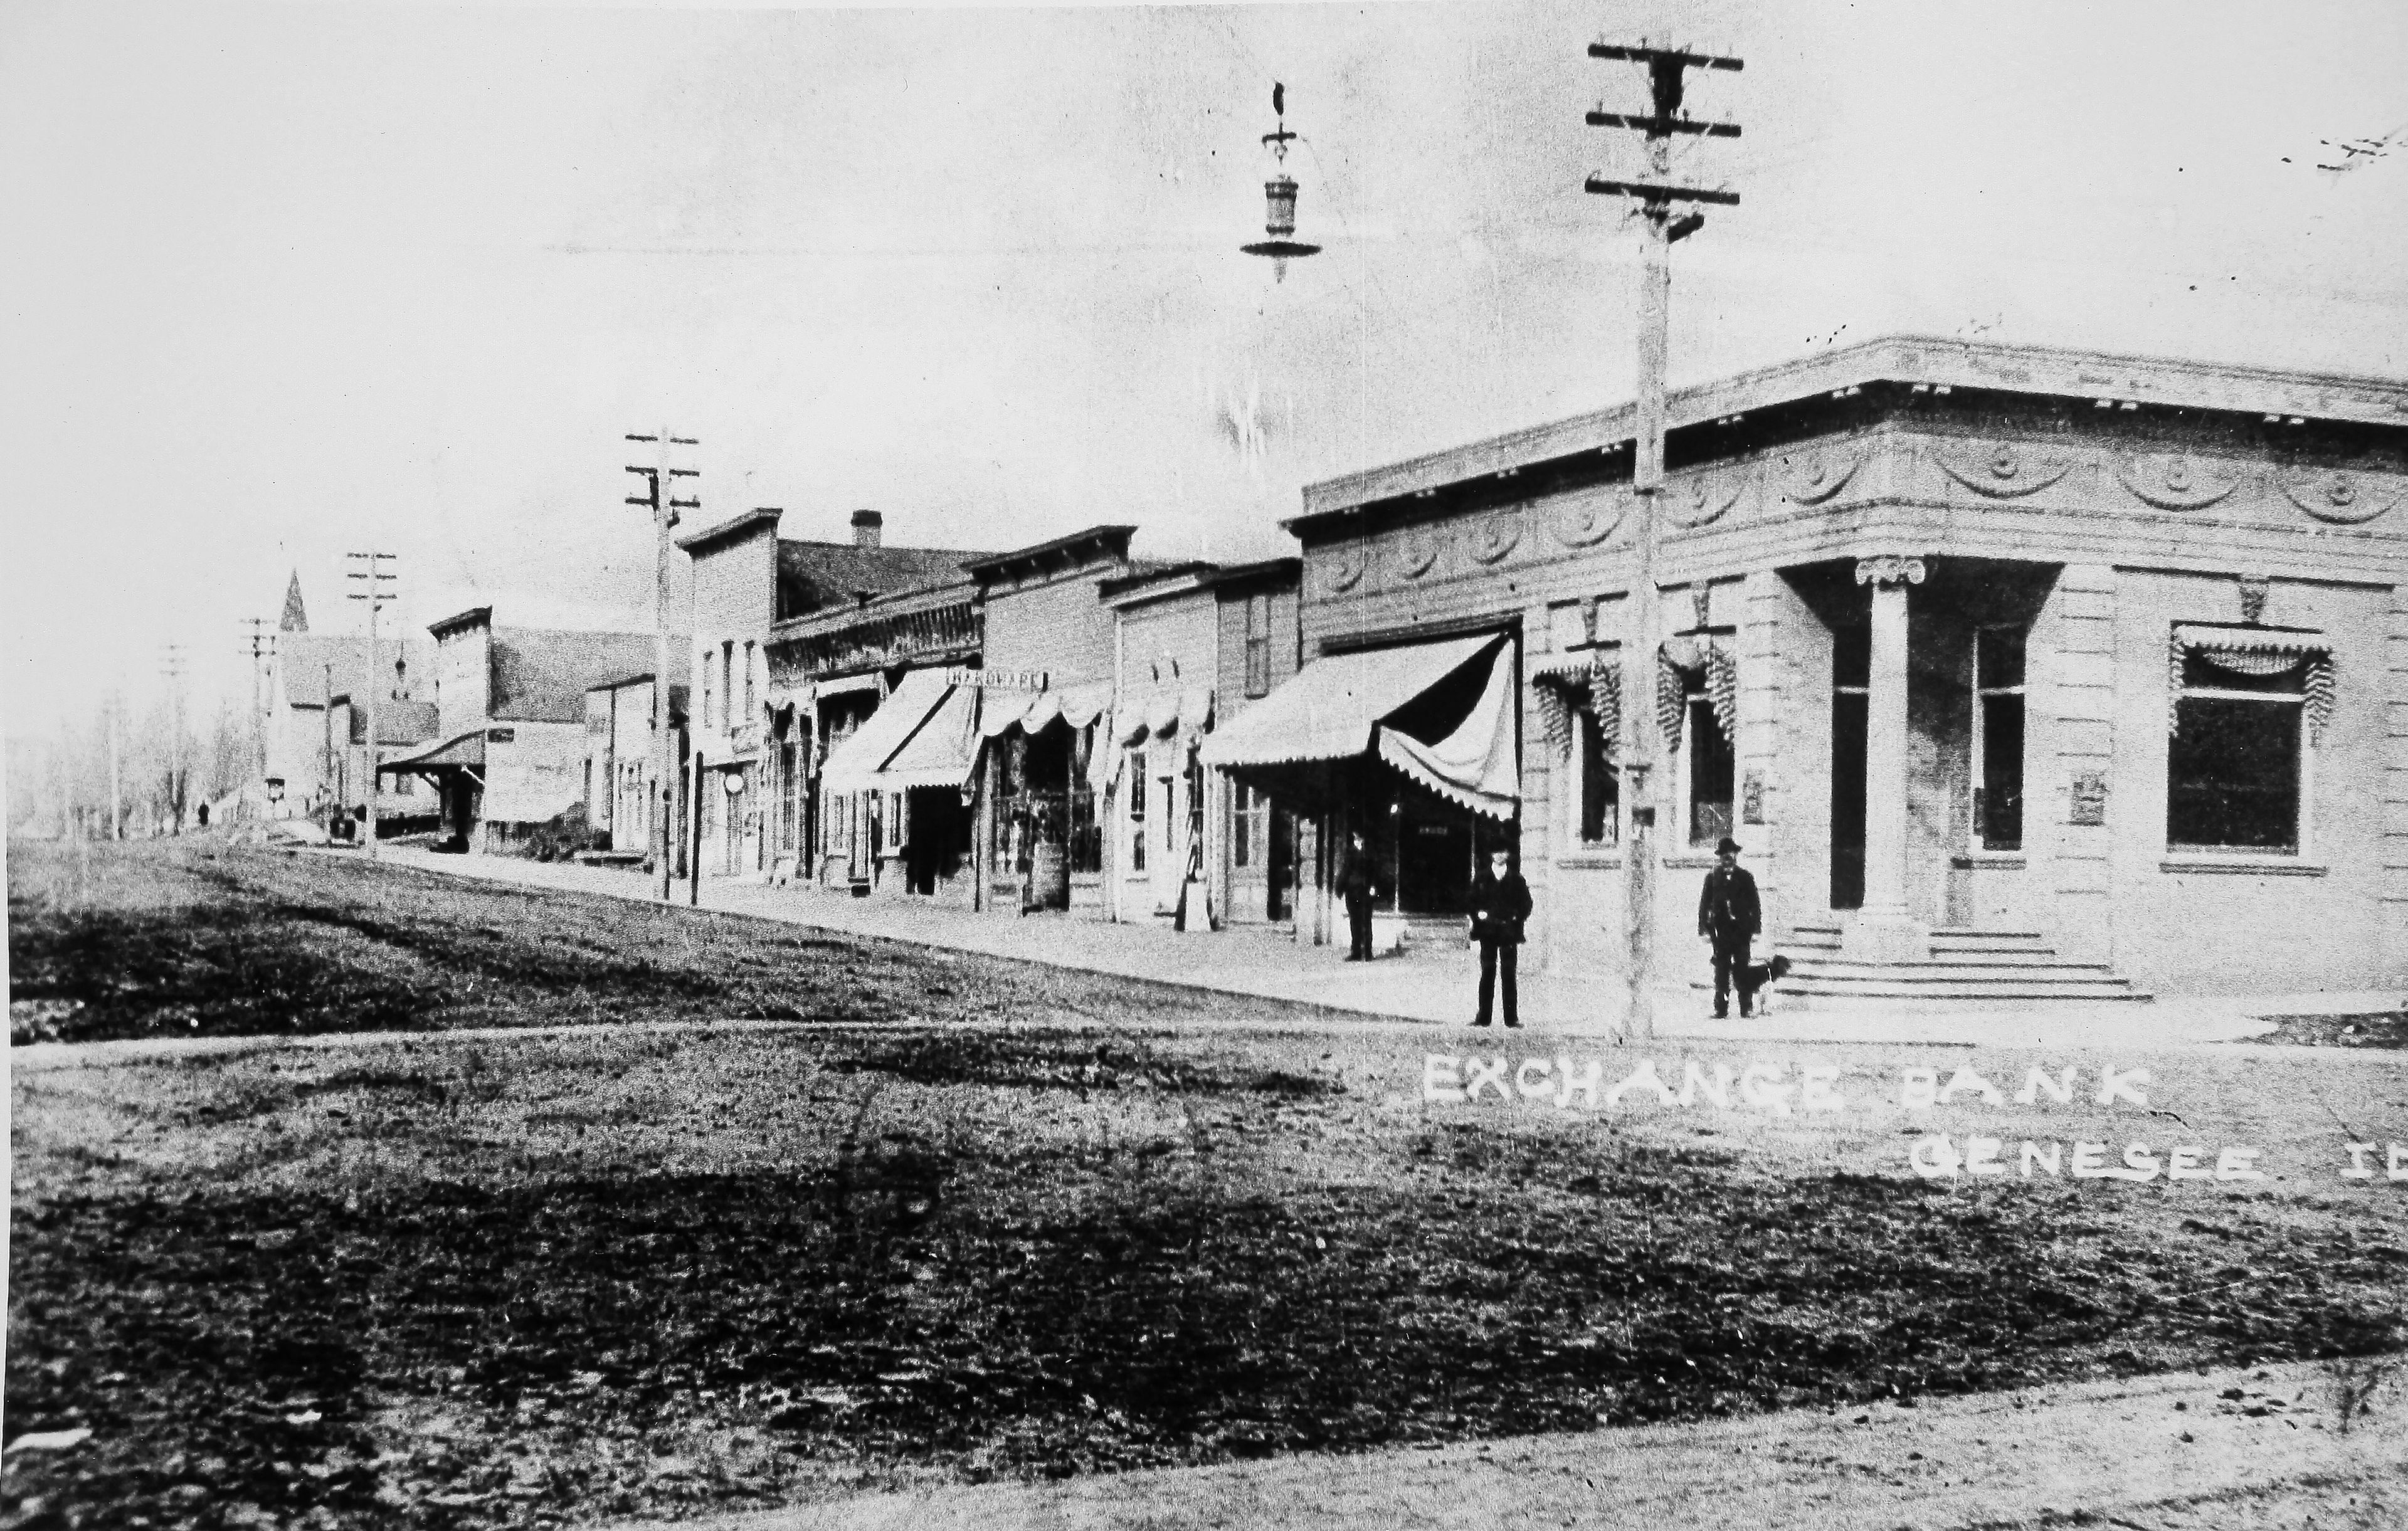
xmin=1845 ymin=555 xmax=1928 ymax=962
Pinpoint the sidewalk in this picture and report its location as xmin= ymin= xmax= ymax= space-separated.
xmin=331 ymin=845 xmax=2332 ymax=1051
xmin=603 ymin=1359 xmax=2406 ymax=1531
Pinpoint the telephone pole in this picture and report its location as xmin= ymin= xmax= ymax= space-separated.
xmin=107 ymin=688 xmax=124 ymax=840
xmin=1587 ymin=39 xmax=1741 ymax=1039
xmin=159 ymin=644 xmax=189 ymax=834
xmin=627 ymin=430 xmax=699 ymax=902
xmin=240 ymin=617 xmax=277 ymax=821
xmin=346 ymin=552 xmax=398 ymax=858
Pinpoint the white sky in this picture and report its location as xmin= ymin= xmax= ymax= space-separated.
xmin=4 ymin=0 xmax=2404 ymax=734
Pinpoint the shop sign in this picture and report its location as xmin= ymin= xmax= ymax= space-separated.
xmin=947 ymin=668 xmax=1048 ymax=690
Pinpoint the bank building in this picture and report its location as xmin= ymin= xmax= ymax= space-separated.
xmin=1203 ymin=337 xmax=2408 ymax=1005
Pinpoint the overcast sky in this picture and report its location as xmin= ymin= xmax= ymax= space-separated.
xmin=5 ymin=0 xmax=2404 ymax=733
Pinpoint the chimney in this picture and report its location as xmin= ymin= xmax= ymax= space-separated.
xmin=851 ymin=509 xmax=883 ymax=549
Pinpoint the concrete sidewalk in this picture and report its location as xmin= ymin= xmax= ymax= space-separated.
xmin=315 ymin=845 xmax=2357 ymax=1052
xmin=603 ymin=1359 xmax=2407 ymax=1531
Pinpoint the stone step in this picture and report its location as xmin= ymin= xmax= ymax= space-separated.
xmin=1782 ymin=958 xmax=2115 ymax=981
xmin=1776 ymin=982 xmax=2153 ymax=1006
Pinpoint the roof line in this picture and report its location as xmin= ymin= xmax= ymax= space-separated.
xmin=1293 ymin=335 xmax=2408 ymax=523
xmin=675 ymin=507 xmax=783 ymax=554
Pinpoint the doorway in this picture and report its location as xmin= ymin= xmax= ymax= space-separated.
xmin=904 ymin=786 xmax=969 ymax=896
xmin=1830 ymin=626 xmax=1868 ymax=910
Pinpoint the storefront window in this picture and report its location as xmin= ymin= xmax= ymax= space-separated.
xmin=1234 ymin=780 xmax=1259 ymax=866
xmin=2168 ymin=654 xmax=2305 ymax=852
xmin=1973 ymin=625 xmax=2025 ymax=850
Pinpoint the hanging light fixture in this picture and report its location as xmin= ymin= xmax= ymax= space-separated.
xmin=1241 ymin=82 xmax=1321 ymax=280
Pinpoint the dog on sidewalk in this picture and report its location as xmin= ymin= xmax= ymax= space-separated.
xmin=1735 ymin=954 xmax=1792 ymax=1016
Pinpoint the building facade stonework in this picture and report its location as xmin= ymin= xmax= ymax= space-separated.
xmin=1213 ymin=338 xmax=2408 ymax=1002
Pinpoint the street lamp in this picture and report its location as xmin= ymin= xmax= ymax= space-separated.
xmin=1240 ymin=82 xmax=1321 ymax=281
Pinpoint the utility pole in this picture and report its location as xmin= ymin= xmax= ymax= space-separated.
xmin=627 ymin=429 xmax=699 ymax=902
xmin=107 ymin=688 xmax=123 ymax=840
xmin=240 ymin=617 xmax=276 ymax=821
xmin=1587 ymin=39 xmax=1741 ymax=1039
xmin=346 ymin=552 xmax=398 ymax=858
xmin=159 ymin=644 xmax=189 ymax=834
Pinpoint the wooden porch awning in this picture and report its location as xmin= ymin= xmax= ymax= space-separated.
xmin=378 ymin=730 xmax=486 ymax=777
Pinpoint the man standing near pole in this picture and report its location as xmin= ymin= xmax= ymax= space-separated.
xmin=1585 ymin=39 xmax=1743 ymax=1039
xmin=1698 ymin=836 xmax=1761 ymax=1019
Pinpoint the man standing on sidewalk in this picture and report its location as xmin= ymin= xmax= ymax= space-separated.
xmin=1339 ymin=830 xmax=1378 ymax=960
xmin=1697 ymin=836 xmax=1761 ymax=1018
xmin=1469 ymin=847 xmax=1531 ymax=1028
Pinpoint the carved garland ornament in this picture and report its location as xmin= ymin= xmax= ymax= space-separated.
xmin=1667 ymin=471 xmax=1745 ymax=529
xmin=1935 ymin=443 xmax=2074 ymax=498
xmin=1467 ymin=508 xmax=1523 ymax=564
xmin=2115 ymin=452 xmax=2242 ymax=512
xmin=2281 ymin=471 xmax=2399 ymax=525
xmin=1397 ymin=525 xmax=1442 ymax=579
xmin=1552 ymin=487 xmax=1626 ymax=548
xmin=1777 ymin=449 xmax=1861 ymax=506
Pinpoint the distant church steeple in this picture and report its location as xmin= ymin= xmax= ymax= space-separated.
xmin=280 ymin=571 xmax=309 ymax=633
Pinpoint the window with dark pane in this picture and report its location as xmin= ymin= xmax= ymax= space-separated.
xmin=1244 ymin=594 xmax=1272 ymax=698
xmin=1578 ymin=710 xmax=1618 ymax=845
xmin=1687 ymin=688 xmax=1734 ymax=848
xmin=2167 ymin=655 xmax=2304 ymax=852
xmin=1974 ymin=625 xmax=2027 ymax=851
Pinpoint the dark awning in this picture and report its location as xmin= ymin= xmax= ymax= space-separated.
xmin=378 ymin=730 xmax=486 ymax=776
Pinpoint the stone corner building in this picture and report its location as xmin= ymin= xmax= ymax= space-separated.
xmin=1211 ymin=337 xmax=2408 ymax=1003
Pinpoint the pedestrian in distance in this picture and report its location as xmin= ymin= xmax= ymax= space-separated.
xmin=1469 ymin=846 xmax=1532 ymax=1028
xmin=1339 ymin=829 xmax=1378 ymax=960
xmin=1697 ymin=835 xmax=1762 ymax=1018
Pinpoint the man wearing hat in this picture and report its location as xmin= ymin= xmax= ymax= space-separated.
xmin=1697 ymin=836 xmax=1761 ymax=1018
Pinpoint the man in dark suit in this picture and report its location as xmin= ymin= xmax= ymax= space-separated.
xmin=1339 ymin=830 xmax=1378 ymax=960
xmin=1469 ymin=847 xmax=1533 ymax=1028
xmin=1697 ymin=836 xmax=1761 ymax=1018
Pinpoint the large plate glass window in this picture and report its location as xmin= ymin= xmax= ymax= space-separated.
xmin=2167 ymin=651 xmax=2306 ymax=853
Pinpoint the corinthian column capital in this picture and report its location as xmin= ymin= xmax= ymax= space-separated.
xmin=1854 ymin=555 xmax=1928 ymax=589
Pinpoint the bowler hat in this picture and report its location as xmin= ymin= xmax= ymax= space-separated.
xmin=1716 ymin=836 xmax=1742 ymax=855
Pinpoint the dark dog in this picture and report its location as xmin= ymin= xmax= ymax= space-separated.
xmin=1735 ymin=954 xmax=1792 ymax=1015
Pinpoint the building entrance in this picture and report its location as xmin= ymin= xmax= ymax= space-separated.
xmin=1830 ymin=627 xmax=1868 ymax=910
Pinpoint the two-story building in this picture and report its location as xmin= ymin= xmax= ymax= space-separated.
xmin=694 ymin=507 xmax=986 ymax=886
xmin=1203 ymin=337 xmax=2408 ymax=1006
xmin=380 ymin=606 xmax=653 ymax=853
xmin=1097 ymin=558 xmax=1303 ymax=928
xmin=583 ymin=669 xmax=690 ymax=869
xmin=963 ymin=527 xmax=1159 ymax=917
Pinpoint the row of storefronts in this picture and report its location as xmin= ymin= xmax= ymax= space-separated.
xmin=679 ymin=339 xmax=2408 ymax=1001
xmin=293 ymin=338 xmax=2408 ymax=1004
